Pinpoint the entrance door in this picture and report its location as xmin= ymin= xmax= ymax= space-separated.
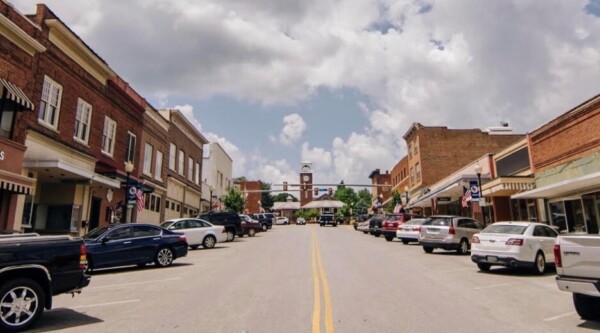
xmin=89 ymin=197 xmax=101 ymax=231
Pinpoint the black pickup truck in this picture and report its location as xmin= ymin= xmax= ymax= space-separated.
xmin=0 ymin=233 xmax=91 ymax=332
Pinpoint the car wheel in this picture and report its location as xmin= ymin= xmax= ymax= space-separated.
xmin=374 ymin=233 xmax=381 ymax=238
xmin=363 ymin=231 xmax=368 ymax=234
xmin=533 ymin=251 xmax=546 ymax=275
xmin=225 ymin=231 xmax=235 ymax=242
xmin=385 ymin=235 xmax=394 ymax=242
xmin=190 ymin=245 xmax=199 ymax=250
xmin=423 ymin=246 xmax=434 ymax=253
xmin=477 ymin=263 xmax=491 ymax=272
xmin=457 ymin=239 xmax=469 ymax=255
xmin=203 ymin=235 xmax=216 ymax=249
xmin=333 ymin=223 xmax=337 ymax=227
xmin=401 ymin=239 xmax=409 ymax=245
xmin=155 ymin=247 xmax=174 ymax=267
xmin=248 ymin=228 xmax=256 ymax=237
xmin=0 ymin=278 xmax=45 ymax=333
xmin=573 ymin=293 xmax=600 ymax=320
xmin=262 ymin=225 xmax=268 ymax=231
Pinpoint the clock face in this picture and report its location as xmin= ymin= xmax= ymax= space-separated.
xmin=301 ymin=164 xmax=311 ymax=173
xmin=303 ymin=175 xmax=310 ymax=181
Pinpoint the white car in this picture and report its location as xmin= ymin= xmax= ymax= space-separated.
xmin=470 ymin=221 xmax=558 ymax=274
xmin=396 ymin=218 xmax=427 ymax=244
xmin=160 ymin=218 xmax=227 ymax=249
xmin=296 ymin=217 xmax=306 ymax=225
xmin=275 ymin=217 xmax=289 ymax=225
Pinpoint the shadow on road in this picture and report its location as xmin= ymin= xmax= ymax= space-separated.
xmin=476 ymin=266 xmax=557 ymax=277
xmin=88 ymin=262 xmax=193 ymax=275
xmin=30 ymin=308 xmax=102 ymax=332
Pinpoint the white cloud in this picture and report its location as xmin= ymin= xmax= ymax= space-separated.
xmin=278 ymin=113 xmax=306 ymax=145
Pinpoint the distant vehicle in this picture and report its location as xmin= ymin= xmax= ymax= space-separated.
xmin=396 ymin=218 xmax=427 ymax=244
xmin=197 ymin=211 xmax=244 ymax=241
xmin=251 ymin=213 xmax=274 ymax=231
xmin=296 ymin=217 xmax=306 ymax=225
xmin=83 ymin=224 xmax=188 ymax=271
xmin=161 ymin=218 xmax=227 ymax=249
xmin=0 ymin=234 xmax=90 ymax=332
xmin=319 ymin=214 xmax=337 ymax=227
xmin=419 ymin=215 xmax=484 ymax=254
xmin=356 ymin=218 xmax=371 ymax=233
xmin=369 ymin=215 xmax=385 ymax=236
xmin=471 ymin=222 xmax=557 ymax=274
xmin=275 ymin=217 xmax=289 ymax=225
xmin=381 ymin=214 xmax=404 ymax=241
xmin=239 ymin=214 xmax=262 ymax=237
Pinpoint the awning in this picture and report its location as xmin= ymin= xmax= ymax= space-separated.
xmin=511 ymin=171 xmax=600 ymax=199
xmin=409 ymin=183 xmax=459 ymax=208
xmin=302 ymin=200 xmax=344 ymax=209
xmin=0 ymin=169 xmax=34 ymax=195
xmin=273 ymin=201 xmax=301 ymax=210
xmin=0 ymin=78 xmax=34 ymax=111
xmin=481 ymin=177 xmax=535 ymax=197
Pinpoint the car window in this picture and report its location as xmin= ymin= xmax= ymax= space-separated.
xmin=107 ymin=226 xmax=132 ymax=240
xmin=133 ymin=225 xmax=161 ymax=237
xmin=542 ymin=226 xmax=559 ymax=237
xmin=482 ymin=224 xmax=527 ymax=234
xmin=173 ymin=221 xmax=185 ymax=230
xmin=457 ymin=219 xmax=469 ymax=228
xmin=424 ymin=217 xmax=451 ymax=226
xmin=406 ymin=218 xmax=426 ymax=225
xmin=186 ymin=220 xmax=202 ymax=228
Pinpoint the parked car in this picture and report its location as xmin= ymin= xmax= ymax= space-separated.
xmin=296 ymin=217 xmax=306 ymax=225
xmin=470 ymin=222 xmax=558 ymax=274
xmin=197 ymin=211 xmax=244 ymax=241
xmin=369 ymin=215 xmax=385 ymax=236
xmin=161 ymin=218 xmax=227 ymax=249
xmin=83 ymin=224 xmax=188 ymax=272
xmin=0 ymin=233 xmax=91 ymax=332
xmin=275 ymin=217 xmax=289 ymax=225
xmin=356 ymin=218 xmax=371 ymax=234
xmin=239 ymin=214 xmax=262 ymax=237
xmin=381 ymin=214 xmax=404 ymax=241
xmin=419 ymin=215 xmax=484 ymax=254
xmin=319 ymin=214 xmax=337 ymax=227
xmin=251 ymin=213 xmax=274 ymax=231
xmin=396 ymin=218 xmax=427 ymax=244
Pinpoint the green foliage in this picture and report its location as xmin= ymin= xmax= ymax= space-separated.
xmin=222 ymin=186 xmax=245 ymax=213
xmin=273 ymin=193 xmax=298 ymax=202
xmin=260 ymin=181 xmax=274 ymax=210
xmin=355 ymin=188 xmax=372 ymax=215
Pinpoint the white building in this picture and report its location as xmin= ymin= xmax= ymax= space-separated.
xmin=201 ymin=142 xmax=233 ymax=211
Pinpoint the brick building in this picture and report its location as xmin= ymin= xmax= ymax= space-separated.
xmin=386 ymin=156 xmax=409 ymax=207
xmin=237 ymin=180 xmax=261 ymax=214
xmin=368 ymin=169 xmax=391 ymax=212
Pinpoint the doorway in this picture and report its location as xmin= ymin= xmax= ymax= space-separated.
xmin=89 ymin=197 xmax=101 ymax=231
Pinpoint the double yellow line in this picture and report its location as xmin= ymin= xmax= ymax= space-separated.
xmin=311 ymin=231 xmax=334 ymax=333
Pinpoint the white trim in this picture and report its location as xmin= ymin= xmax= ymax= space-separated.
xmin=511 ymin=171 xmax=600 ymax=199
xmin=23 ymin=159 xmax=120 ymax=188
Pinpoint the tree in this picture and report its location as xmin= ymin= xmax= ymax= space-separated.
xmin=356 ymin=189 xmax=372 ymax=215
xmin=273 ymin=193 xmax=298 ymax=202
xmin=334 ymin=186 xmax=358 ymax=218
xmin=260 ymin=181 xmax=274 ymax=210
xmin=222 ymin=186 xmax=245 ymax=213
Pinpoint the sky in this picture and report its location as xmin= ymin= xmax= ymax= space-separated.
xmin=10 ymin=0 xmax=600 ymax=189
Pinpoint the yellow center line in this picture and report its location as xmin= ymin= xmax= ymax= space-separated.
xmin=312 ymin=230 xmax=335 ymax=333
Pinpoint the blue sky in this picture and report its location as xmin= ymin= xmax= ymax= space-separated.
xmin=11 ymin=0 xmax=600 ymax=188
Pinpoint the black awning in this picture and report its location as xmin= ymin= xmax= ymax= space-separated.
xmin=0 ymin=78 xmax=34 ymax=111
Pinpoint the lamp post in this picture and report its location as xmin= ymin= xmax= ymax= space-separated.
xmin=123 ymin=161 xmax=134 ymax=224
xmin=404 ymin=186 xmax=410 ymax=205
xmin=474 ymin=163 xmax=484 ymax=224
xmin=209 ymin=186 xmax=214 ymax=212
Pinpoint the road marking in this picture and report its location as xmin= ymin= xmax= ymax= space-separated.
xmin=311 ymin=231 xmax=335 ymax=333
xmin=474 ymin=283 xmax=514 ymax=290
xmin=543 ymin=312 xmax=576 ymax=321
xmin=87 ymin=277 xmax=181 ymax=290
xmin=69 ymin=299 xmax=140 ymax=309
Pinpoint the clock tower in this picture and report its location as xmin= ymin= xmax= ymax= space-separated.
xmin=300 ymin=162 xmax=313 ymax=207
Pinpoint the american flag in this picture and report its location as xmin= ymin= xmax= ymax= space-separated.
xmin=461 ymin=188 xmax=471 ymax=208
xmin=135 ymin=188 xmax=145 ymax=213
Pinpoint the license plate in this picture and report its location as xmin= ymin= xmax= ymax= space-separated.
xmin=487 ymin=256 xmax=498 ymax=262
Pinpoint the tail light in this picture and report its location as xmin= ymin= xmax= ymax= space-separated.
xmin=79 ymin=244 xmax=87 ymax=270
xmin=413 ymin=226 xmax=421 ymax=232
xmin=554 ymin=244 xmax=562 ymax=267
xmin=471 ymin=235 xmax=480 ymax=244
xmin=179 ymin=235 xmax=187 ymax=243
xmin=448 ymin=224 xmax=456 ymax=235
xmin=505 ymin=238 xmax=523 ymax=246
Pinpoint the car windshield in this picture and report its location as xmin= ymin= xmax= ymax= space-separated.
xmin=424 ymin=217 xmax=451 ymax=226
xmin=82 ymin=226 xmax=109 ymax=240
xmin=160 ymin=221 xmax=174 ymax=228
xmin=482 ymin=224 xmax=527 ymax=235
xmin=405 ymin=218 xmax=426 ymax=225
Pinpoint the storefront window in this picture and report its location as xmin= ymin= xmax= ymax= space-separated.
xmin=549 ymin=201 xmax=566 ymax=233
xmin=565 ymin=200 xmax=586 ymax=233
xmin=583 ymin=195 xmax=599 ymax=234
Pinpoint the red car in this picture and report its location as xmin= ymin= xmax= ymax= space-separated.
xmin=381 ymin=214 xmax=404 ymax=241
xmin=239 ymin=214 xmax=262 ymax=237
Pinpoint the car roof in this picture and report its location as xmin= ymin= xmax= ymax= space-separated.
xmin=488 ymin=221 xmax=545 ymax=227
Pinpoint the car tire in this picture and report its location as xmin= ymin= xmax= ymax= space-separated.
xmin=477 ymin=263 xmax=491 ymax=272
xmin=202 ymin=235 xmax=216 ymax=249
xmin=363 ymin=231 xmax=368 ymax=234
xmin=374 ymin=232 xmax=381 ymax=238
xmin=333 ymin=223 xmax=337 ymax=227
xmin=190 ymin=245 xmax=199 ymax=250
xmin=573 ymin=293 xmax=600 ymax=320
xmin=385 ymin=235 xmax=394 ymax=242
xmin=225 ymin=231 xmax=235 ymax=242
xmin=457 ymin=239 xmax=469 ymax=255
xmin=533 ymin=251 xmax=546 ymax=275
xmin=155 ymin=247 xmax=174 ymax=267
xmin=423 ymin=246 xmax=434 ymax=253
xmin=248 ymin=228 xmax=256 ymax=237
xmin=401 ymin=239 xmax=409 ymax=245
xmin=262 ymin=225 xmax=268 ymax=231
xmin=0 ymin=278 xmax=45 ymax=333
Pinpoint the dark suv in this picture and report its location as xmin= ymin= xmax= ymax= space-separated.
xmin=197 ymin=211 xmax=243 ymax=242
xmin=319 ymin=214 xmax=337 ymax=227
xmin=251 ymin=213 xmax=274 ymax=231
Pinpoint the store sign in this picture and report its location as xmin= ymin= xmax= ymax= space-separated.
xmin=0 ymin=150 xmax=4 ymax=160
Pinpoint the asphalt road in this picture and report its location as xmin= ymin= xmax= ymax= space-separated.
xmin=35 ymin=224 xmax=600 ymax=333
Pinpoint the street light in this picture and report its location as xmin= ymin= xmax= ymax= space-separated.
xmin=123 ymin=161 xmax=134 ymax=224
xmin=209 ymin=186 xmax=214 ymax=212
xmin=474 ymin=163 xmax=483 ymax=199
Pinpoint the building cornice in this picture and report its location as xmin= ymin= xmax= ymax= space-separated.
xmin=0 ymin=14 xmax=45 ymax=56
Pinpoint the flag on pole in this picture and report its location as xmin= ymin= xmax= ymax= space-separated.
xmin=135 ymin=188 xmax=145 ymax=213
xmin=461 ymin=186 xmax=471 ymax=208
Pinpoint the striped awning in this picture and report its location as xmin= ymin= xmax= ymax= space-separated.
xmin=482 ymin=177 xmax=535 ymax=197
xmin=0 ymin=170 xmax=34 ymax=195
xmin=0 ymin=78 xmax=34 ymax=111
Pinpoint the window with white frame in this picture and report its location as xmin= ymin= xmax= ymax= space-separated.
xmin=38 ymin=76 xmax=62 ymax=129
xmin=169 ymin=143 xmax=176 ymax=170
xmin=410 ymin=167 xmax=415 ymax=184
xmin=178 ymin=149 xmax=184 ymax=176
xmin=144 ymin=143 xmax=153 ymax=175
xmin=101 ymin=117 xmax=117 ymax=156
xmin=155 ymin=151 xmax=163 ymax=181
xmin=195 ymin=162 xmax=200 ymax=184
xmin=125 ymin=132 xmax=136 ymax=163
xmin=188 ymin=157 xmax=193 ymax=181
xmin=416 ymin=162 xmax=421 ymax=182
xmin=73 ymin=98 xmax=91 ymax=143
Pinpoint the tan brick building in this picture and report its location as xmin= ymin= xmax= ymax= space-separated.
xmin=237 ymin=180 xmax=261 ymax=214
xmin=368 ymin=169 xmax=391 ymax=211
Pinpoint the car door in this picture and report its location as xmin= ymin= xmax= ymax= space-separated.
xmin=186 ymin=219 xmax=208 ymax=245
xmin=94 ymin=226 xmax=133 ymax=268
xmin=130 ymin=225 xmax=162 ymax=262
xmin=534 ymin=225 xmax=558 ymax=261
